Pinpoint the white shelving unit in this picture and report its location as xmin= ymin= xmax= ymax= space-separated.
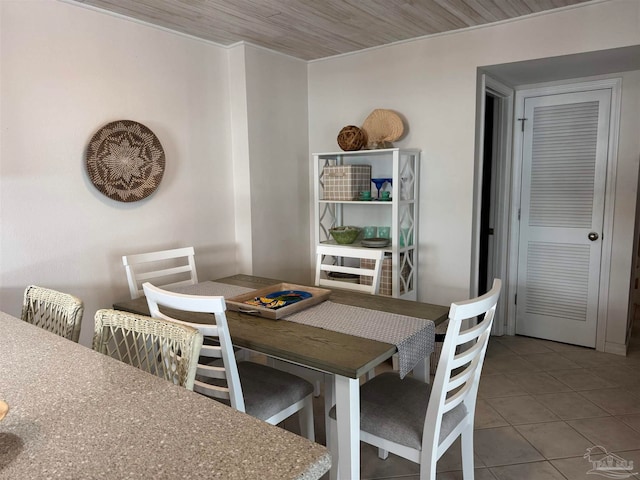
xmin=313 ymin=148 xmax=420 ymax=300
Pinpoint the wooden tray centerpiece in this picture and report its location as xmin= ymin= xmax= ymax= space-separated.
xmin=226 ymin=283 xmax=330 ymax=320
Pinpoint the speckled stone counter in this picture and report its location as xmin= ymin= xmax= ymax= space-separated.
xmin=0 ymin=311 xmax=330 ymax=479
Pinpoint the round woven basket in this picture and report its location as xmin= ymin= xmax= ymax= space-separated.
xmin=86 ymin=120 xmax=165 ymax=202
xmin=361 ymin=109 xmax=404 ymax=148
xmin=337 ymin=125 xmax=366 ymax=151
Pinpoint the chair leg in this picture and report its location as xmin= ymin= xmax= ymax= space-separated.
xmin=419 ymin=444 xmax=437 ymax=480
xmin=461 ymin=424 xmax=475 ymax=480
xmin=299 ymin=395 xmax=315 ymax=442
xmin=313 ymin=379 xmax=321 ymax=397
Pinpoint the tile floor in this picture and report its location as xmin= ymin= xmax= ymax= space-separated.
xmin=298 ymin=310 xmax=640 ymax=479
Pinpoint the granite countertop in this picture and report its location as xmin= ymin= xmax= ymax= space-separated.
xmin=0 ymin=312 xmax=330 ymax=479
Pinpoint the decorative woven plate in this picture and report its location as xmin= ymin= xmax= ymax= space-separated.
xmin=86 ymin=120 xmax=165 ymax=202
xmin=361 ymin=109 xmax=404 ymax=147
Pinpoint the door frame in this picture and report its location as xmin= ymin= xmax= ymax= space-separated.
xmin=472 ymin=74 xmax=514 ymax=335
xmin=507 ymin=77 xmax=622 ymax=351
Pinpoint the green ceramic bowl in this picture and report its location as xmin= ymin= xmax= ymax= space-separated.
xmin=329 ymin=226 xmax=361 ymax=244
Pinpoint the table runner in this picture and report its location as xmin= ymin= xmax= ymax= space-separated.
xmin=170 ymin=281 xmax=435 ymax=378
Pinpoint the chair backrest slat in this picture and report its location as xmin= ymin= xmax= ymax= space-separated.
xmin=194 ymin=380 xmax=232 ymax=400
xmin=122 ymin=247 xmax=198 ymax=299
xmin=197 ymin=363 xmax=226 ymax=378
xmin=450 ymin=337 xmax=485 ymax=370
xmin=200 ymin=343 xmax=223 ymax=357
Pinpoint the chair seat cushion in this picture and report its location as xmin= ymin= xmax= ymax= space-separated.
xmin=237 ymin=361 xmax=314 ymax=421
xmin=331 ymin=372 xmax=467 ymax=450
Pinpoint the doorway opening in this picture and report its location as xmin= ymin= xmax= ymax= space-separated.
xmin=478 ymin=93 xmax=495 ymax=297
xmin=473 ymin=75 xmax=514 ymax=336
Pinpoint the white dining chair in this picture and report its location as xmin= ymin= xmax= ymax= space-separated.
xmin=93 ymin=309 xmax=203 ymax=391
xmin=329 ymin=279 xmax=502 ymax=480
xmin=142 ymin=282 xmax=315 ymax=440
xmin=21 ymin=285 xmax=84 ymax=342
xmin=315 ymin=244 xmax=384 ymax=294
xmin=122 ymin=246 xmax=198 ymax=299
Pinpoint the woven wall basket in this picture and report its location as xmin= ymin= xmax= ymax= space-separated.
xmin=86 ymin=120 xmax=165 ymax=202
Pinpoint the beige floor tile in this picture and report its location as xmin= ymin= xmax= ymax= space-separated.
xmin=490 ymin=461 xmax=566 ymax=479
xmin=483 ymin=355 xmax=542 ymax=374
xmin=534 ymin=391 xmax=609 ymax=420
xmin=436 ymin=437 xmax=486 ymax=472
xmin=552 ymin=449 xmax=640 ymax=480
xmin=485 ymin=341 xmax=514 ymax=358
xmin=525 ymin=337 xmax=580 ymax=351
xmin=481 ymin=362 xmax=502 ymax=376
xmin=359 ymin=442 xmax=419 ymax=479
xmin=620 ymin=357 xmax=640 ymax=371
xmin=580 ymin=388 xmax=640 ymax=415
xmin=436 ymin=468 xmax=497 ymax=480
xmin=486 ymin=395 xmax=559 ymax=425
xmin=475 ymin=398 xmax=510 ymax=429
xmin=613 ymin=449 xmax=640 ymax=479
xmin=478 ymin=374 xmax=528 ymax=399
xmin=619 ymin=414 xmax=640 ymax=434
xmin=496 ymin=337 xmax=555 ymax=355
xmin=542 ymin=341 xmax=592 ymax=353
xmin=549 ymin=368 xmax=617 ymax=391
xmin=518 ymin=352 xmax=581 ymax=371
xmin=568 ymin=416 xmax=640 ymax=451
xmin=624 ymin=383 xmax=640 ymax=399
xmin=559 ymin=350 xmax=630 ymax=368
xmin=551 ymin=455 xmax=601 ymax=480
xmin=504 ymin=371 xmax=573 ymax=394
xmin=591 ymin=366 xmax=640 ymax=388
xmin=473 ymin=427 xmax=544 ymax=467
xmin=515 ymin=421 xmax=593 ymax=459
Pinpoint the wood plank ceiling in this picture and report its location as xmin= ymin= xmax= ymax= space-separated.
xmin=70 ymin=0 xmax=593 ymax=60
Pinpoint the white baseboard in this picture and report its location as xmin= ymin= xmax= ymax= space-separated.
xmin=604 ymin=341 xmax=628 ymax=356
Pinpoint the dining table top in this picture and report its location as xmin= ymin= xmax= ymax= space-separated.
xmin=0 ymin=310 xmax=330 ymax=480
xmin=113 ymin=274 xmax=450 ymax=379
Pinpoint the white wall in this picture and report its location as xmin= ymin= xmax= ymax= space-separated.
xmin=227 ymin=45 xmax=253 ymax=275
xmin=307 ymin=0 xmax=640 ymax=350
xmin=244 ymin=45 xmax=310 ymax=284
xmin=226 ymin=44 xmax=310 ymax=284
xmin=0 ymin=0 xmax=237 ymax=345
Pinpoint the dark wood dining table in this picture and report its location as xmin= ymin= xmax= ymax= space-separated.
xmin=113 ymin=274 xmax=450 ymax=479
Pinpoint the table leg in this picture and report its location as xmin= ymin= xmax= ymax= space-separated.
xmin=324 ymin=373 xmax=335 ymax=450
xmin=412 ymin=355 xmax=431 ymax=383
xmin=334 ymin=374 xmax=359 ymax=480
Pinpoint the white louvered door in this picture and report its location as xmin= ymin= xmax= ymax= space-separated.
xmin=515 ymin=90 xmax=611 ymax=347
